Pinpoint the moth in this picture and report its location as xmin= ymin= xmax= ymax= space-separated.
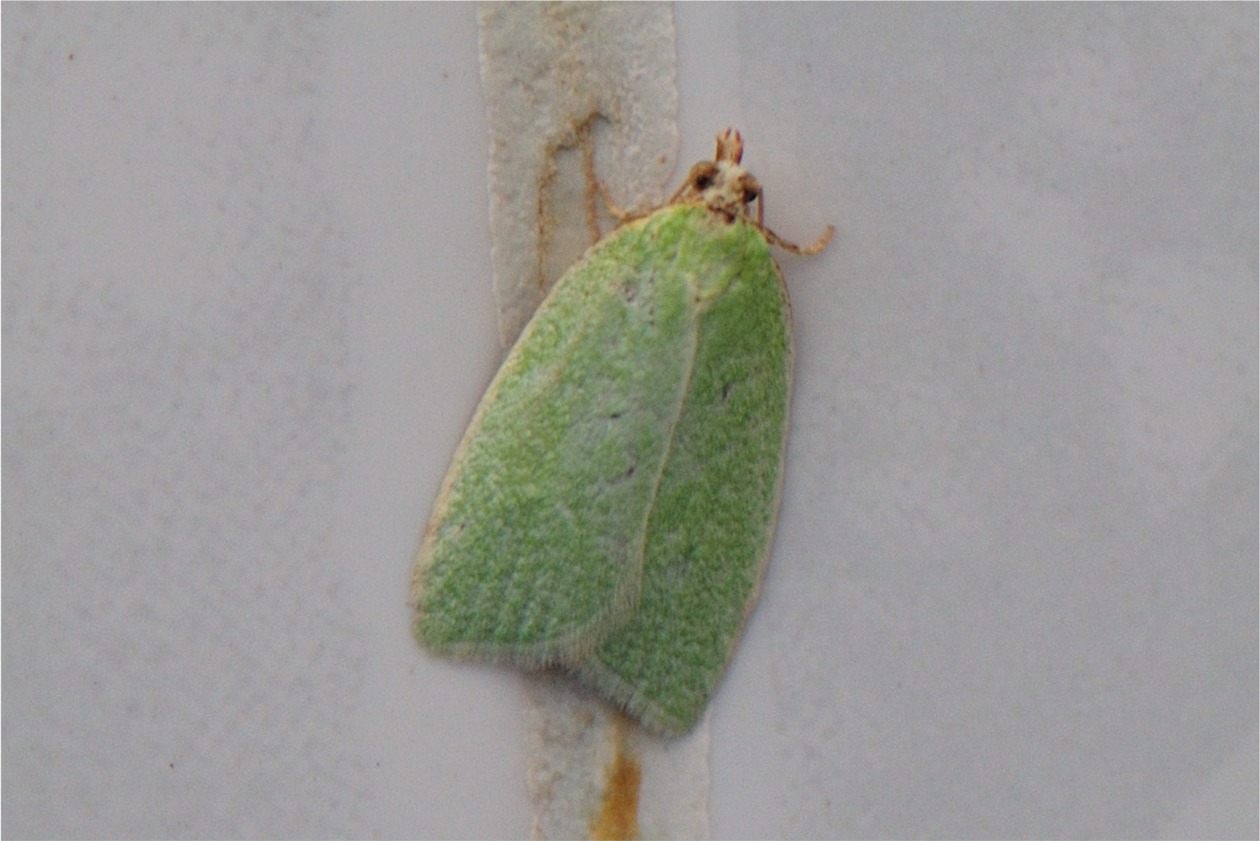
xmin=412 ymin=129 xmax=831 ymax=736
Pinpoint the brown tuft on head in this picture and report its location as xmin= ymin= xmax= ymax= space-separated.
xmin=714 ymin=128 xmax=744 ymax=164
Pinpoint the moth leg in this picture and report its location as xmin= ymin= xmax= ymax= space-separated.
xmin=761 ymin=224 xmax=835 ymax=256
xmin=597 ymin=180 xmax=647 ymax=225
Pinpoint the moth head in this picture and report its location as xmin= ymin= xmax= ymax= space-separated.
xmin=667 ymin=128 xmax=833 ymax=255
xmin=674 ymin=128 xmax=763 ymax=223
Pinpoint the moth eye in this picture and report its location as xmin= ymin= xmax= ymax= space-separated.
xmin=690 ymin=163 xmax=719 ymax=191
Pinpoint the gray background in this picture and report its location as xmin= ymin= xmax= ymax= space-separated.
xmin=4 ymin=4 xmax=1256 ymax=838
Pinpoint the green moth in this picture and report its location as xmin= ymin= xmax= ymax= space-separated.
xmin=412 ymin=129 xmax=831 ymax=736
